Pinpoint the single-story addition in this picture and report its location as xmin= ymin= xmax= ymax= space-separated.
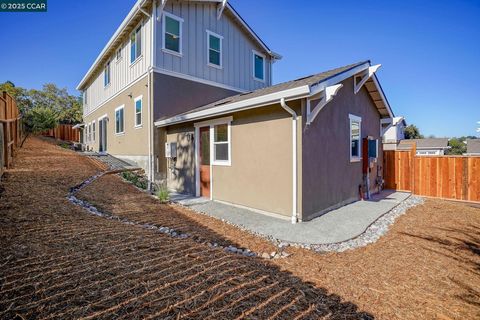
xmin=154 ymin=61 xmax=394 ymax=222
xmin=398 ymin=138 xmax=450 ymax=155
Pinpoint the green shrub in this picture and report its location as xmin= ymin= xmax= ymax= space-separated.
xmin=156 ymin=183 xmax=170 ymax=203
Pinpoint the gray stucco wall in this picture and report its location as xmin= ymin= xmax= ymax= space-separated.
xmin=153 ymin=72 xmax=239 ymax=121
xmin=301 ymin=77 xmax=384 ymax=221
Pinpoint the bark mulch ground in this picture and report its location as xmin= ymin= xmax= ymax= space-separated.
xmin=1 ymin=137 xmax=479 ymax=319
xmin=1 ymin=137 xmax=374 ymax=319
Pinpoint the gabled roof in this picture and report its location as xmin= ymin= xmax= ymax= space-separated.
xmin=155 ymin=60 xmax=394 ymax=127
xmin=398 ymin=138 xmax=450 ymax=150
xmin=466 ymin=139 xmax=480 ymax=154
xmin=76 ymin=0 xmax=280 ymax=91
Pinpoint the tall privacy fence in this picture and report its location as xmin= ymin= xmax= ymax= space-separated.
xmin=42 ymin=124 xmax=80 ymax=142
xmin=384 ymin=145 xmax=480 ymax=203
xmin=0 ymin=91 xmax=23 ymax=177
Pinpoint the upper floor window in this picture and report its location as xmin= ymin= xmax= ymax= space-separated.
xmin=130 ymin=26 xmax=142 ymax=63
xmin=134 ymin=95 xmax=142 ymax=127
xmin=115 ymin=105 xmax=125 ymax=134
xmin=104 ymin=61 xmax=111 ymax=87
xmin=253 ymin=50 xmax=265 ymax=81
xmin=163 ymin=12 xmax=183 ymax=55
xmin=207 ymin=30 xmax=223 ymax=68
xmin=83 ymin=90 xmax=87 ymax=105
xmin=349 ymin=114 xmax=362 ymax=162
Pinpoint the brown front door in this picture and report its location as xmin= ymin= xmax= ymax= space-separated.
xmin=199 ymin=126 xmax=210 ymax=198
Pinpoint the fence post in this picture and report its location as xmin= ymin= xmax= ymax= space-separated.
xmin=410 ymin=142 xmax=416 ymax=194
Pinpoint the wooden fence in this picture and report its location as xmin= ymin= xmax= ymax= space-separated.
xmin=42 ymin=124 xmax=80 ymax=142
xmin=0 ymin=91 xmax=22 ymax=175
xmin=384 ymin=147 xmax=480 ymax=202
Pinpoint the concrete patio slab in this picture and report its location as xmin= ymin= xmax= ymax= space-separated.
xmin=173 ymin=190 xmax=412 ymax=245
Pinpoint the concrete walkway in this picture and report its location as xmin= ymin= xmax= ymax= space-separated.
xmin=171 ymin=191 xmax=411 ymax=245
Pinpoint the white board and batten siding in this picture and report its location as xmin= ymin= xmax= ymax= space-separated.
xmin=156 ymin=1 xmax=272 ymax=92
xmin=83 ymin=18 xmax=152 ymax=117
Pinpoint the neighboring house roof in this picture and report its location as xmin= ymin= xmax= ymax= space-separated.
xmin=76 ymin=0 xmax=280 ymax=91
xmin=466 ymin=139 xmax=480 ymax=154
xmin=155 ymin=60 xmax=394 ymax=127
xmin=392 ymin=116 xmax=406 ymax=126
xmin=398 ymin=138 xmax=450 ymax=150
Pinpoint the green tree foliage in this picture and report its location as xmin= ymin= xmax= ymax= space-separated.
xmin=0 ymin=81 xmax=82 ymax=123
xmin=23 ymin=107 xmax=59 ymax=134
xmin=447 ymin=138 xmax=466 ymax=155
xmin=404 ymin=124 xmax=424 ymax=139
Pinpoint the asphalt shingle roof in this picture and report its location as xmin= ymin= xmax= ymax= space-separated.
xmin=398 ymin=138 xmax=449 ymax=150
xmin=466 ymin=139 xmax=480 ymax=154
xmin=156 ymin=61 xmax=369 ymax=121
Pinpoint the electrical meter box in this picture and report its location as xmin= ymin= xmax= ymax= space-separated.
xmin=165 ymin=142 xmax=177 ymax=158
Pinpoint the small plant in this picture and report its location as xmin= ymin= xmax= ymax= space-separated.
xmin=121 ymin=171 xmax=148 ymax=190
xmin=156 ymin=182 xmax=170 ymax=203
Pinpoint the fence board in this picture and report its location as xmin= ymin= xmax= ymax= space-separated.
xmin=42 ymin=124 xmax=80 ymax=142
xmin=0 ymin=91 xmax=22 ymax=174
xmin=384 ymin=150 xmax=480 ymax=203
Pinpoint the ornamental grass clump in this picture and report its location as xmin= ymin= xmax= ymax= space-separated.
xmin=156 ymin=183 xmax=170 ymax=203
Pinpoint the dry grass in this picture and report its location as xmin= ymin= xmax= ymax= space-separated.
xmin=0 ymin=137 xmax=373 ymax=319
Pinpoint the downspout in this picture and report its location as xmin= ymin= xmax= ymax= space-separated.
xmin=280 ymin=98 xmax=298 ymax=224
xmin=144 ymin=0 xmax=154 ymax=191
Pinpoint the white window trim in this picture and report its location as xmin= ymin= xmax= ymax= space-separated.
xmin=252 ymin=50 xmax=266 ymax=82
xmin=92 ymin=120 xmax=96 ymax=142
xmin=349 ymin=114 xmax=362 ymax=162
xmin=104 ymin=61 xmax=111 ymax=88
xmin=115 ymin=105 xmax=125 ymax=135
xmin=206 ymin=30 xmax=223 ymax=69
xmin=134 ymin=95 xmax=143 ymax=128
xmin=130 ymin=23 xmax=143 ymax=65
xmin=162 ymin=12 xmax=184 ymax=57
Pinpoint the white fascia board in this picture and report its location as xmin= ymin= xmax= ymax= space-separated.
xmin=154 ymin=85 xmax=310 ymax=127
xmin=309 ymin=62 xmax=370 ymax=97
xmin=372 ymin=73 xmax=394 ymax=118
xmin=76 ymin=0 xmax=151 ymax=90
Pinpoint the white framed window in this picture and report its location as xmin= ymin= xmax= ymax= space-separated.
xmin=212 ymin=121 xmax=231 ymax=166
xmin=92 ymin=121 xmax=96 ymax=142
xmin=134 ymin=95 xmax=142 ymax=127
xmin=207 ymin=30 xmax=223 ymax=68
xmin=162 ymin=12 xmax=183 ymax=56
xmin=104 ymin=61 xmax=111 ymax=87
xmin=115 ymin=105 xmax=125 ymax=134
xmin=87 ymin=122 xmax=92 ymax=142
xmin=83 ymin=89 xmax=88 ymax=106
xmin=116 ymin=47 xmax=122 ymax=61
xmin=349 ymin=114 xmax=362 ymax=162
xmin=130 ymin=25 xmax=142 ymax=64
xmin=252 ymin=50 xmax=265 ymax=82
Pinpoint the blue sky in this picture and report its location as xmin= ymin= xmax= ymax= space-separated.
xmin=0 ymin=0 xmax=479 ymax=137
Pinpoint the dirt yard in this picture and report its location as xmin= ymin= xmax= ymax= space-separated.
xmin=1 ymin=137 xmax=479 ymax=319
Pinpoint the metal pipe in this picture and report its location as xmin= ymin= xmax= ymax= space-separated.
xmin=280 ymin=98 xmax=298 ymax=224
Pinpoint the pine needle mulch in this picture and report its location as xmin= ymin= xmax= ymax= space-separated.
xmin=0 ymin=137 xmax=372 ymax=319
xmin=1 ymin=137 xmax=479 ymax=319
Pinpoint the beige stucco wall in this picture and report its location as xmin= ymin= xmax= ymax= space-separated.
xmin=213 ymin=103 xmax=301 ymax=217
xmin=84 ymin=75 xmax=150 ymax=169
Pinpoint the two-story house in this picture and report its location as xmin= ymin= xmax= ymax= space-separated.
xmin=78 ymin=0 xmax=279 ymax=174
xmin=78 ymin=0 xmax=396 ymax=223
